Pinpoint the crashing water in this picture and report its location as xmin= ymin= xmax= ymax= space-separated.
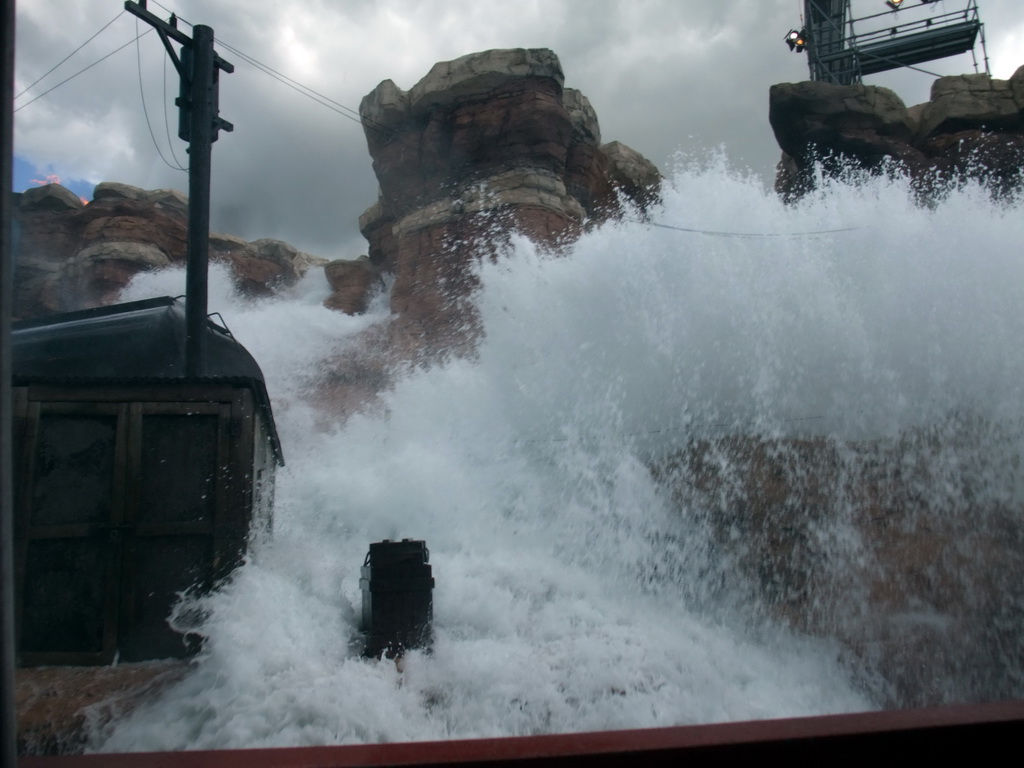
xmin=95 ymin=158 xmax=1024 ymax=751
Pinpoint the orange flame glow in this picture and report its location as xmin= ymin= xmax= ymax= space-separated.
xmin=30 ymin=173 xmax=63 ymax=186
xmin=29 ymin=173 xmax=89 ymax=204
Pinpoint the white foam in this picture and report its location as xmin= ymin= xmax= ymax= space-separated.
xmin=93 ymin=159 xmax=1024 ymax=752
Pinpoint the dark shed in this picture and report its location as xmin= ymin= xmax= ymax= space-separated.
xmin=11 ymin=297 xmax=282 ymax=665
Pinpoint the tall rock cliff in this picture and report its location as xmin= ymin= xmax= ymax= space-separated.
xmin=351 ymin=48 xmax=661 ymax=357
xmin=770 ymin=65 xmax=1024 ymax=198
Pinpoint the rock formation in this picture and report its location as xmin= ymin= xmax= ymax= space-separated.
xmin=653 ymin=419 xmax=1024 ymax=708
xmin=13 ymin=48 xmax=661 ymax=354
xmin=10 ymin=48 xmax=662 ymax=418
xmin=17 ymin=662 xmax=187 ymax=756
xmin=770 ymin=65 xmax=1024 ymax=198
xmin=323 ymin=256 xmax=386 ymax=315
xmin=352 ymin=48 xmax=661 ymax=356
xmin=11 ymin=182 xmax=326 ymax=320
xmin=765 ymin=65 xmax=1024 ymax=709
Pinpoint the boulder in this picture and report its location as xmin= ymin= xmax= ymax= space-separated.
xmin=92 ymin=182 xmax=189 ymax=215
xmin=19 ymin=183 xmax=84 ymax=212
xmin=358 ymin=199 xmax=399 ymax=274
xmin=210 ymin=235 xmax=327 ymax=298
xmin=919 ymin=73 xmax=1022 ymax=139
xmin=769 ymin=81 xmax=927 ymax=196
xmin=323 ymin=256 xmax=385 ymax=315
xmin=563 ymin=88 xmax=601 ymax=147
xmin=562 ymin=89 xmax=616 ymax=216
xmin=602 ymin=140 xmax=663 ymax=210
xmin=1011 ymin=64 xmax=1024 ymax=110
xmin=770 ymin=81 xmax=917 ymax=156
xmin=360 ymin=48 xmax=574 ymax=215
xmin=407 ymin=48 xmax=565 ymax=116
xmin=64 ymin=241 xmax=172 ymax=308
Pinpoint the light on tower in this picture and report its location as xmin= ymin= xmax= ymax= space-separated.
xmin=785 ymin=28 xmax=807 ymax=53
xmin=886 ymin=0 xmax=905 ymax=9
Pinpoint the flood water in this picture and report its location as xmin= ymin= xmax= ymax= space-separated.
xmin=96 ymin=158 xmax=1024 ymax=751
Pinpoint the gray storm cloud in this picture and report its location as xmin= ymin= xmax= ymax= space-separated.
xmin=13 ymin=0 xmax=1023 ymax=257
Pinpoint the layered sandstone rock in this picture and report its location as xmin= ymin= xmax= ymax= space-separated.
xmin=357 ymin=48 xmax=661 ymax=355
xmin=323 ymin=256 xmax=385 ymax=315
xmin=652 ymin=419 xmax=1024 ymax=708
xmin=770 ymin=65 xmax=1024 ymax=198
xmin=16 ymin=662 xmax=188 ymax=755
xmin=12 ymin=182 xmax=327 ymax=320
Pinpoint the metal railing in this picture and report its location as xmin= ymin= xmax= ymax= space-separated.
xmin=807 ymin=0 xmax=986 ymax=86
xmin=17 ymin=700 xmax=1024 ymax=767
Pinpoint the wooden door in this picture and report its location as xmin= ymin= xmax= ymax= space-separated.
xmin=15 ymin=401 xmax=128 ymax=665
xmin=14 ymin=388 xmax=243 ymax=665
xmin=117 ymin=403 xmax=229 ymax=661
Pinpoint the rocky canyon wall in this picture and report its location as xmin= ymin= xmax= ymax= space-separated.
xmin=354 ymin=47 xmax=661 ymax=357
xmin=770 ymin=66 xmax=1024 ymax=198
xmin=652 ymin=423 xmax=1024 ymax=709
xmin=10 ymin=181 xmax=326 ymax=321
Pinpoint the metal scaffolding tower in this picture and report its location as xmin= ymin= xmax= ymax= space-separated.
xmin=801 ymin=0 xmax=986 ymax=86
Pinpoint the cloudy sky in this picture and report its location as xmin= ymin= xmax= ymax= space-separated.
xmin=12 ymin=0 xmax=1024 ymax=258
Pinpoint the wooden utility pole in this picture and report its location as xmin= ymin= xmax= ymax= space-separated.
xmin=125 ymin=0 xmax=233 ymax=377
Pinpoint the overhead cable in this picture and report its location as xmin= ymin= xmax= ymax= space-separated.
xmin=135 ymin=17 xmax=186 ymax=172
xmin=15 ymin=10 xmax=125 ymax=99
xmin=214 ymin=41 xmax=363 ymax=122
xmin=148 ymin=1 xmax=393 ymax=135
xmin=215 ymin=41 xmax=368 ymax=129
xmin=627 ymin=218 xmax=859 ymax=238
xmin=162 ymin=44 xmax=187 ymax=170
xmin=14 ymin=28 xmax=153 ymax=113
xmin=214 ymin=40 xmax=398 ymax=137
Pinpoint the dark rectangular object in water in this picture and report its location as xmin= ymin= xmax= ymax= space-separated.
xmin=360 ymin=539 xmax=434 ymax=658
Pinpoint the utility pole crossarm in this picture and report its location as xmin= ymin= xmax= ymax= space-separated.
xmin=124 ymin=1 xmax=234 ymax=74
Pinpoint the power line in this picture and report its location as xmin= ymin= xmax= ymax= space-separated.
xmin=15 ymin=2 xmax=391 ymax=141
xmin=14 ymin=28 xmax=153 ymax=113
xmin=212 ymin=39 xmax=399 ymax=138
xmin=163 ymin=43 xmax=187 ymax=170
xmin=626 ymin=218 xmax=859 ymax=239
xmin=135 ymin=17 xmax=186 ymax=172
xmin=15 ymin=10 xmax=125 ymax=99
xmin=147 ymin=1 xmax=395 ymax=136
xmin=214 ymin=41 xmax=363 ymax=122
xmin=215 ymin=40 xmax=368 ymax=129
xmin=16 ymin=10 xmax=188 ymax=171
